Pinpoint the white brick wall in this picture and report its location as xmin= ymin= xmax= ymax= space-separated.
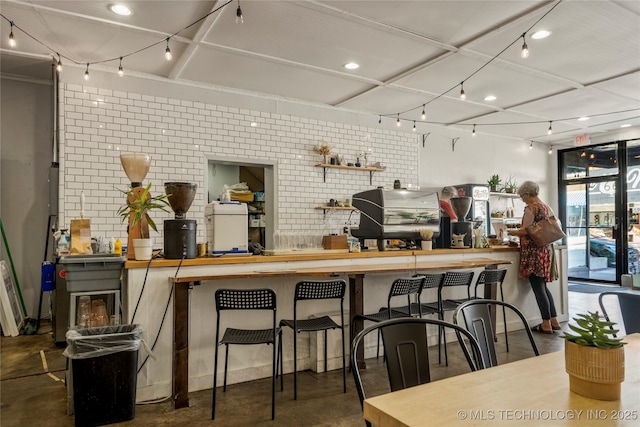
xmin=59 ymin=83 xmax=418 ymax=243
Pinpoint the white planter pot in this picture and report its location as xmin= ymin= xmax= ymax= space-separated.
xmin=132 ymin=238 xmax=153 ymax=261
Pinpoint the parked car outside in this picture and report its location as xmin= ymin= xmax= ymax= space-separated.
xmin=589 ymin=238 xmax=640 ymax=273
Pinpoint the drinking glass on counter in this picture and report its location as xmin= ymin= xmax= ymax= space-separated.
xmin=77 ymin=296 xmax=91 ymax=328
xmin=91 ymin=299 xmax=108 ymax=327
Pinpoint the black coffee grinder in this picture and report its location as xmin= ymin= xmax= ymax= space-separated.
xmin=450 ymin=197 xmax=473 ymax=248
xmin=164 ymin=182 xmax=197 ymax=259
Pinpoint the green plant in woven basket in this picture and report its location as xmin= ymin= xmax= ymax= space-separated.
xmin=561 ymin=311 xmax=626 ymax=349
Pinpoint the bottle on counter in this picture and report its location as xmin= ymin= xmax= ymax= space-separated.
xmin=114 ymin=238 xmax=123 ymax=255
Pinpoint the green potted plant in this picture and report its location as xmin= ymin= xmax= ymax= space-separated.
xmin=561 ymin=311 xmax=626 ymax=401
xmin=487 ymin=174 xmax=501 ymax=192
xmin=503 ymin=176 xmax=517 ymax=193
xmin=117 ymin=182 xmax=171 ymax=260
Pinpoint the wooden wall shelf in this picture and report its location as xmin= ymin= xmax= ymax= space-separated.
xmin=315 ymin=164 xmax=384 ymax=185
xmin=490 ymin=192 xmax=520 ymax=198
xmin=315 ymin=205 xmax=357 ymax=218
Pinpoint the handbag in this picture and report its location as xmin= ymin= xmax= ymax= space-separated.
xmin=526 ymin=216 xmax=566 ymax=247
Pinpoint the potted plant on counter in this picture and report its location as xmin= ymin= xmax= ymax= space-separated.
xmin=561 ymin=311 xmax=626 ymax=401
xmin=487 ymin=174 xmax=501 ymax=192
xmin=118 ymin=182 xmax=171 ymax=260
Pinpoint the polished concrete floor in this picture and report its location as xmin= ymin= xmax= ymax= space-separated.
xmin=0 ymin=289 xmax=620 ymax=426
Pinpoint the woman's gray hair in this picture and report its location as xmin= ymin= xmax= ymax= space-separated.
xmin=441 ymin=186 xmax=457 ymax=196
xmin=517 ymin=181 xmax=539 ymax=197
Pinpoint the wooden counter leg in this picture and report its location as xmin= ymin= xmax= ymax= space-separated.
xmin=173 ymin=281 xmax=190 ymax=409
xmin=349 ymin=274 xmax=366 ymax=369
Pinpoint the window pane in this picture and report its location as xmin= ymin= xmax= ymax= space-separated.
xmin=562 ymin=143 xmax=618 ymax=180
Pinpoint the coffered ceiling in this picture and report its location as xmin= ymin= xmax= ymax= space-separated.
xmin=1 ymin=0 xmax=639 ymax=147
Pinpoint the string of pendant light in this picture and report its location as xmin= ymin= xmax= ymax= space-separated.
xmin=0 ymin=0 xmax=240 ymax=79
xmin=383 ymin=0 xmax=567 ymax=135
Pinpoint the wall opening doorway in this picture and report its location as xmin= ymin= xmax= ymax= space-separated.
xmin=205 ymin=156 xmax=277 ymax=250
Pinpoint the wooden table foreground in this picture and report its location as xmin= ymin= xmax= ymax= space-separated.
xmin=364 ymin=334 xmax=640 ymax=426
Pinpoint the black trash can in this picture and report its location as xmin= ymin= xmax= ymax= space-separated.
xmin=64 ymin=324 xmax=143 ymax=427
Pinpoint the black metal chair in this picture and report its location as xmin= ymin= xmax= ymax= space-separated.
xmin=598 ymin=291 xmax=640 ymax=336
xmin=278 ymin=280 xmax=346 ymax=400
xmin=394 ymin=273 xmax=445 ymax=319
xmin=212 ymin=288 xmax=280 ymax=420
xmin=421 ymin=271 xmax=475 ymax=364
xmin=472 ymin=269 xmax=509 ymax=350
xmin=350 ymin=276 xmax=427 ymax=362
xmin=453 ymin=299 xmax=539 ymax=368
xmin=351 ymin=317 xmax=485 ymax=427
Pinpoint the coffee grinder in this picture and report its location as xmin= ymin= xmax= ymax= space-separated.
xmin=450 ymin=197 xmax=473 ymax=248
xmin=120 ymin=153 xmax=152 ymax=260
xmin=164 ymin=182 xmax=197 ymax=259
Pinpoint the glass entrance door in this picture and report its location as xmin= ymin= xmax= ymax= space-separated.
xmin=566 ymin=181 xmax=620 ymax=281
xmin=562 ymin=139 xmax=640 ymax=283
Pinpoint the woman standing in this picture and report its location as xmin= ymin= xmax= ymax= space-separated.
xmin=507 ymin=181 xmax=561 ymax=334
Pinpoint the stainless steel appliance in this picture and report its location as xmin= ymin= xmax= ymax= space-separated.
xmin=351 ymin=188 xmax=440 ymax=251
xmin=52 ymin=260 xmax=69 ymax=345
xmin=453 ymin=184 xmax=491 ymax=236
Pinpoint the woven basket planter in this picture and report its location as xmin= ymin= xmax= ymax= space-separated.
xmin=564 ymin=340 xmax=625 ymax=401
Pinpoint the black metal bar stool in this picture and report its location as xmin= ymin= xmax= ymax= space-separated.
xmin=278 ymin=280 xmax=346 ymax=400
xmin=473 ymin=268 xmax=509 ymax=350
xmin=212 ymin=288 xmax=280 ymax=420
xmin=422 ymin=270 xmax=475 ymax=365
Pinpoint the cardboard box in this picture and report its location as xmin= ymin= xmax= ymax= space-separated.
xmin=322 ymin=235 xmax=348 ymax=249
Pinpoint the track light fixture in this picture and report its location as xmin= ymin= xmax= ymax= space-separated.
xmin=548 ymin=145 xmax=553 ymax=155
xmin=378 ymin=115 xmax=381 ymax=125
xmin=412 ymin=121 xmax=416 ymax=132
xmin=472 ymin=124 xmax=476 ymax=137
xmin=421 ymin=105 xmax=426 ymax=120
xmin=396 ymin=114 xmax=401 ymax=127
xmin=547 ymin=121 xmax=553 ymax=135
xmin=459 ymin=82 xmax=466 ymax=100
xmin=521 ymin=33 xmax=529 ymax=58
xmin=118 ymin=57 xmax=124 ymax=77
xmin=165 ymin=38 xmax=172 ymax=60
xmin=236 ymin=0 xmax=244 ymax=24
xmin=84 ymin=63 xmax=89 ymax=80
xmin=56 ymin=54 xmax=62 ymax=72
xmin=8 ymin=21 xmax=15 ymax=47
xmin=529 ymin=141 xmax=533 ymax=150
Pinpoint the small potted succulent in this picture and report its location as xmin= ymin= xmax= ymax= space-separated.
xmin=487 ymin=174 xmax=501 ymax=192
xmin=561 ymin=311 xmax=626 ymax=401
xmin=503 ymin=176 xmax=518 ymax=193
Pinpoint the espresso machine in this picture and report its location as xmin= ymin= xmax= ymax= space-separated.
xmin=164 ymin=182 xmax=197 ymax=259
xmin=450 ymin=197 xmax=473 ymax=248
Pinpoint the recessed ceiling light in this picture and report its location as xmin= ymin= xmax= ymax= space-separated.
xmin=344 ymin=62 xmax=359 ymax=70
xmin=577 ymin=116 xmax=590 ymax=121
xmin=531 ymin=30 xmax=551 ymax=39
xmin=484 ymin=95 xmax=497 ymax=101
xmin=110 ymin=4 xmax=132 ymax=16
xmin=620 ymin=124 xmax=632 ymax=128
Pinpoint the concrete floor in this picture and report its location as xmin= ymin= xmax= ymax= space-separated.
xmin=0 ymin=290 xmax=610 ymax=426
